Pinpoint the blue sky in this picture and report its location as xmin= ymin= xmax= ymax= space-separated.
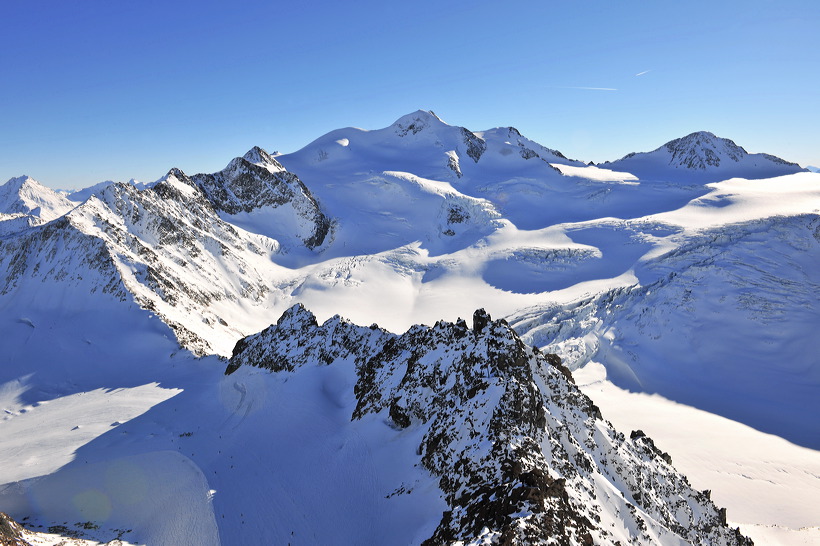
xmin=2 ymin=0 xmax=818 ymax=189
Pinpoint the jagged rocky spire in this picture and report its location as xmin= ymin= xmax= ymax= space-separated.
xmin=227 ymin=304 xmax=752 ymax=545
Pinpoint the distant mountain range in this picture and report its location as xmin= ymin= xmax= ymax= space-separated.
xmin=1 ymin=111 xmax=817 ymax=544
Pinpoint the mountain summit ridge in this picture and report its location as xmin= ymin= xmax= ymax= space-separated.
xmin=606 ymin=130 xmax=804 ymax=182
xmin=227 ymin=304 xmax=752 ymax=545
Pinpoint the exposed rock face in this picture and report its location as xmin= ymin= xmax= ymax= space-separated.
xmin=0 ymin=169 xmax=279 ymax=355
xmin=0 ymin=512 xmax=30 ymax=546
xmin=663 ymin=131 xmax=747 ymax=169
xmin=460 ymin=128 xmax=487 ymax=163
xmin=658 ymin=131 xmax=799 ymax=170
xmin=227 ymin=304 xmax=753 ymax=545
xmin=446 ymin=152 xmax=463 ymax=178
xmin=758 ymin=152 xmax=801 ymax=167
xmin=0 ymin=214 xmax=127 ymax=301
xmin=89 ymin=173 xmax=275 ymax=353
xmin=503 ymin=126 xmax=569 ymax=164
xmin=192 ymin=147 xmax=331 ymax=249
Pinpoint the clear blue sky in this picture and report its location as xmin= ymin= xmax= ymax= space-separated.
xmin=2 ymin=0 xmax=818 ymax=189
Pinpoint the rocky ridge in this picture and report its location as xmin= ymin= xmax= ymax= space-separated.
xmin=0 ymin=512 xmax=30 ymax=546
xmin=227 ymin=304 xmax=752 ymax=545
xmin=192 ymin=146 xmax=331 ymax=249
xmin=0 ymin=152 xmax=333 ymax=355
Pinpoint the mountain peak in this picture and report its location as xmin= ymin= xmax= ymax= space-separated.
xmin=190 ymin=152 xmax=332 ymax=250
xmin=676 ymin=130 xmax=719 ymax=141
xmin=391 ymin=110 xmax=448 ymax=136
xmin=607 ymin=130 xmax=804 ymax=181
xmin=4 ymin=174 xmax=42 ymax=192
xmin=166 ymin=167 xmax=186 ymax=179
xmin=0 ymin=174 xmax=75 ymax=223
xmin=242 ymin=146 xmax=285 ymax=171
xmin=661 ymin=131 xmax=747 ymax=168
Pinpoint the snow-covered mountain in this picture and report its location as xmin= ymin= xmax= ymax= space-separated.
xmin=278 ymin=112 xmax=716 ymax=230
xmin=604 ymin=131 xmax=806 ymax=183
xmin=0 ymin=152 xmax=335 ymax=356
xmin=279 ymin=110 xmax=581 ymax=183
xmin=65 ymin=178 xmax=150 ymax=204
xmin=1 ymin=111 xmax=819 ymax=544
xmin=0 ymin=175 xmax=76 ymax=236
xmin=0 ymin=175 xmax=75 ymax=221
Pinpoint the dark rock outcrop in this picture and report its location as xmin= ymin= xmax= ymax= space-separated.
xmin=0 ymin=513 xmax=30 ymax=546
xmin=227 ymin=304 xmax=753 ymax=545
xmin=192 ymin=148 xmax=331 ymax=249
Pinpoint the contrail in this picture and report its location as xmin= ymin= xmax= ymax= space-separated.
xmin=635 ymin=70 xmax=651 ymax=77
xmin=549 ymin=86 xmax=618 ymax=91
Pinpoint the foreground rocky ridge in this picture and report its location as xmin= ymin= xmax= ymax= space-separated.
xmin=228 ymin=305 xmax=752 ymax=545
xmin=0 ymin=512 xmax=29 ymax=546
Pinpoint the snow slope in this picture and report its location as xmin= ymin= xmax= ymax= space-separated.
xmin=279 ymin=111 xmax=708 ymax=229
xmin=0 ymin=304 xmax=443 ymax=545
xmin=0 ymin=282 xmax=218 ymax=545
xmin=510 ymin=174 xmax=820 ymax=448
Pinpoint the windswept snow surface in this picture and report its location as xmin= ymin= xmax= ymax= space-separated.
xmin=0 ymin=293 xmax=220 ymax=545
xmin=1 ymin=112 xmax=819 ymax=543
